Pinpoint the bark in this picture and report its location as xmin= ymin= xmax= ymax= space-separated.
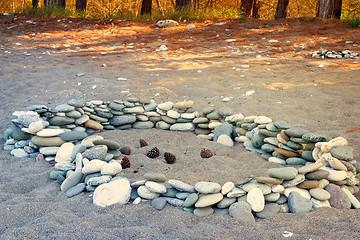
xmin=240 ymin=0 xmax=259 ymax=18
xmin=76 ymin=0 xmax=87 ymax=12
xmin=175 ymin=0 xmax=192 ymax=10
xmin=141 ymin=0 xmax=152 ymax=15
xmin=317 ymin=0 xmax=342 ymax=19
xmin=32 ymin=0 xmax=39 ymax=8
xmin=43 ymin=0 xmax=66 ymax=8
xmin=275 ymin=0 xmax=290 ymax=19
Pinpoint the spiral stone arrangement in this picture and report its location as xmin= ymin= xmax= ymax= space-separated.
xmin=2 ymin=97 xmax=360 ymax=221
xmin=311 ymin=48 xmax=359 ymax=59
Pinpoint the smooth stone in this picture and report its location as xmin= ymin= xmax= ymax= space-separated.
xmin=4 ymin=145 xmax=16 ymax=152
xmin=109 ymin=114 xmax=136 ymax=126
xmin=123 ymin=106 xmax=145 ymax=114
xmin=101 ymin=161 xmax=122 ymax=175
xmin=229 ymin=203 xmax=255 ymax=223
xmin=168 ymin=180 xmax=195 ymax=192
xmin=276 ymin=195 xmax=288 ymax=205
xmin=213 ymin=122 xmax=233 ymax=141
xmin=170 ymin=123 xmax=195 ymax=131
xmin=81 ymin=135 xmax=104 ymax=148
xmin=268 ymin=157 xmax=286 ymax=165
xmin=341 ymin=187 xmax=360 ymax=209
xmin=137 ymin=185 xmax=160 ymax=200
xmin=325 ymin=184 xmax=351 ymax=209
xmin=143 ymin=102 xmax=157 ymax=111
xmin=195 ymin=182 xmax=221 ymax=194
xmin=302 ymin=133 xmax=329 ymax=143
xmin=82 ymin=159 xmax=107 ymax=174
xmin=144 ymin=173 xmax=167 ymax=183
xmin=17 ymin=114 xmax=42 ymax=128
xmin=274 ymin=147 xmax=298 ymax=158
xmin=145 ymin=181 xmax=167 ymax=194
xmin=264 ymin=192 xmax=281 ymax=202
xmin=176 ymin=192 xmax=191 ymax=200
xmin=206 ymin=111 xmax=221 ymax=120
xmin=226 ymin=187 xmax=247 ymax=198
xmin=282 ymin=174 xmax=305 ymax=188
xmin=167 ymin=110 xmax=181 ymax=119
xmin=266 ymin=122 xmax=278 ymax=131
xmin=48 ymin=116 xmax=75 ymax=126
xmin=284 ymin=127 xmax=309 ymax=138
xmin=221 ymin=182 xmax=235 ymax=195
xmin=321 ymin=167 xmax=347 ymax=181
xmin=305 ymin=170 xmax=330 ymax=180
xmin=84 ymin=119 xmax=104 ymax=130
xmin=151 ymin=197 xmax=167 ymax=210
xmin=49 ymin=170 xmax=66 ymax=180
xmin=298 ymin=162 xmax=323 ymax=174
xmin=116 ymin=124 xmax=132 ymax=130
xmin=65 ymin=110 xmax=82 ymax=119
xmin=55 ymin=104 xmax=75 ymax=112
xmin=65 ymin=183 xmax=86 ymax=198
xmin=93 ymin=179 xmax=131 ymax=207
xmin=255 ymin=203 xmax=279 ymax=219
xmin=247 ymin=188 xmax=265 ymax=212
xmin=288 ymin=191 xmax=313 ymax=213
xmin=328 ymin=157 xmax=348 ymax=171
xmin=68 ymin=98 xmax=86 ymax=108
xmin=184 ymin=193 xmax=199 ymax=207
xmin=259 ymin=129 xmax=278 ymax=137
xmin=290 ymin=137 xmax=307 ymax=144
xmin=272 ymin=184 xmax=285 ymax=193
xmin=321 ymin=137 xmax=348 ymax=152
xmin=217 ymin=134 xmax=234 ymax=147
xmin=95 ymin=110 xmax=113 ymax=119
xmin=166 ymin=198 xmax=184 ymax=207
xmin=194 ymin=128 xmax=211 ymax=135
xmin=54 ymin=162 xmax=76 ymax=171
xmin=39 ymin=146 xmax=59 ymax=156
xmin=31 ymin=136 xmax=66 ymax=147
xmin=156 ymin=121 xmax=171 ymax=130
xmin=241 ymin=181 xmax=271 ymax=195
xmin=217 ymin=197 xmax=237 ymax=209
xmin=254 ymin=116 xmax=272 ymax=124
xmin=89 ymin=114 xmax=108 ymax=122
xmin=82 ymin=145 xmax=108 ymax=160
xmin=264 ymin=137 xmax=280 ymax=146
xmin=160 ymin=116 xmax=177 ymax=124
xmin=180 ymin=113 xmax=195 ymax=119
xmin=217 ymin=107 xmax=233 ymax=116
xmin=330 ymin=146 xmax=354 ymax=161
xmin=193 ymin=207 xmax=214 ymax=218
xmin=284 ymin=187 xmax=311 ymax=199
xmin=267 ymin=167 xmax=298 ymax=180
xmin=195 ymin=193 xmax=223 ymax=207
xmin=183 ymin=207 xmax=195 ymax=213
xmin=108 ymin=102 xmax=125 ymax=111
xmin=286 ymin=157 xmax=307 ymax=165
xmin=287 ymin=141 xmax=303 ymax=150
xmin=28 ymin=120 xmax=44 ymax=133
xmin=11 ymin=149 xmax=28 ymax=157
xmin=55 ymin=142 xmax=74 ymax=162
xmin=75 ymin=115 xmax=89 ymax=125
xmin=162 ymin=188 xmax=179 ymax=198
xmin=173 ymin=101 xmax=193 ymax=109
xmin=158 ymin=102 xmax=173 ymax=111
xmin=273 ymin=120 xmax=291 ymax=129
xmin=251 ymin=133 xmax=266 ymax=148
xmin=309 ymin=188 xmax=331 ymax=201
xmin=311 ymin=198 xmax=331 ymax=208
xmin=193 ymin=117 xmax=209 ymax=124
xmin=301 ymin=151 xmax=315 ymax=162
xmin=92 ymin=139 xmax=120 ymax=150
xmin=256 ymin=177 xmax=283 ymax=185
xmin=208 ymin=121 xmax=222 ymax=130
xmin=60 ymin=131 xmax=87 ymax=141
xmin=297 ymin=180 xmax=320 ymax=189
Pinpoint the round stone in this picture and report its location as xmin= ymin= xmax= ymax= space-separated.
xmin=217 ymin=134 xmax=233 ymax=147
xmin=267 ymin=167 xmax=298 ymax=180
xmin=193 ymin=207 xmax=214 ymax=218
xmin=264 ymin=192 xmax=281 ymax=202
xmin=309 ymin=188 xmax=331 ymax=201
xmin=288 ymin=191 xmax=313 ymax=213
xmin=31 ymin=136 xmax=66 ymax=147
xmin=297 ymin=180 xmax=320 ymax=189
xmin=305 ymin=170 xmax=330 ymax=180
xmin=184 ymin=193 xmax=199 ymax=207
xmin=168 ymin=179 xmax=195 ymax=192
xmin=298 ymin=162 xmax=323 ymax=174
xmin=330 ymin=146 xmax=354 ymax=161
xmin=145 ymin=181 xmax=167 ymax=194
xmin=65 ymin=110 xmax=82 ymax=119
xmin=48 ymin=116 xmax=75 ymax=126
xmin=151 ymin=197 xmax=167 ymax=210
xmin=144 ymin=173 xmax=167 ymax=183
xmin=55 ymin=142 xmax=74 ymax=162
xmin=273 ymin=120 xmax=291 ymax=129
xmin=195 ymin=193 xmax=223 ymax=208
xmin=254 ymin=116 xmax=272 ymax=124
xmin=82 ymin=145 xmax=108 ymax=160
xmin=246 ymin=188 xmax=265 ymax=212
xmin=255 ymin=203 xmax=280 ymax=219
xmin=55 ymin=104 xmax=75 ymax=112
xmin=92 ymin=139 xmax=120 ymax=150
xmin=167 ymin=110 xmax=181 ymax=119
xmin=284 ymin=187 xmax=311 ymax=199
xmin=84 ymin=119 xmax=103 ymax=130
xmin=60 ymin=131 xmax=87 ymax=141
xmin=229 ymin=202 xmax=255 ymax=223
xmin=158 ymin=102 xmax=174 ymax=111
xmin=217 ymin=197 xmax=237 ymax=209
xmin=137 ymin=185 xmax=160 ymax=200
xmin=286 ymin=157 xmax=307 ymax=165
xmin=213 ymin=122 xmax=233 ymax=141
xmin=101 ymin=161 xmax=122 ymax=175
xmin=75 ymin=115 xmax=90 ymax=125
xmin=194 ymin=182 xmax=221 ymax=194
xmin=221 ymin=182 xmax=235 ymax=195
xmin=109 ymin=114 xmax=136 ymax=126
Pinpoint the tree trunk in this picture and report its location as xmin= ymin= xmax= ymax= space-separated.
xmin=32 ymin=0 xmax=39 ymax=8
xmin=76 ymin=0 xmax=87 ymax=12
xmin=44 ymin=0 xmax=66 ymax=8
xmin=240 ymin=0 xmax=259 ymax=18
xmin=317 ymin=0 xmax=342 ymax=19
xmin=141 ymin=0 xmax=152 ymax=15
xmin=275 ymin=0 xmax=290 ymax=19
xmin=175 ymin=0 xmax=192 ymax=11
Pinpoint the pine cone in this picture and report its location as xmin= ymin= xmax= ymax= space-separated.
xmin=146 ymin=147 xmax=160 ymax=158
xmin=119 ymin=146 xmax=131 ymax=155
xmin=200 ymin=148 xmax=215 ymax=158
xmin=139 ymin=138 xmax=148 ymax=147
xmin=164 ymin=152 xmax=176 ymax=164
xmin=121 ymin=156 xmax=131 ymax=169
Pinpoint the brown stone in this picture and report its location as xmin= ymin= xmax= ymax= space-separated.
xmin=85 ymin=119 xmax=104 ymax=130
xmin=331 ymin=180 xmax=347 ymax=186
xmin=340 ymin=160 xmax=355 ymax=171
xmin=297 ymin=180 xmax=320 ymax=189
xmin=274 ymin=148 xmax=298 ymax=158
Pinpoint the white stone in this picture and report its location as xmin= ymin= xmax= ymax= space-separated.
xmin=341 ymin=187 xmax=360 ymax=209
xmin=254 ymin=116 xmax=272 ymax=124
xmin=208 ymin=121 xmax=222 ymax=129
xmin=11 ymin=148 xmax=28 ymax=158
xmin=225 ymin=113 xmax=244 ymax=123
xmin=321 ymin=167 xmax=347 ymax=182
xmin=12 ymin=110 xmax=39 ymax=117
xmin=221 ymin=182 xmax=235 ymax=195
xmin=93 ymin=179 xmax=131 ymax=207
xmin=272 ymin=184 xmax=285 ymax=193
xmin=236 ymin=136 xmax=249 ymax=143
xmin=156 ymin=121 xmax=171 ymax=130
xmin=268 ymin=157 xmax=286 ymax=165
xmin=36 ymin=128 xmax=66 ymax=137
xmin=216 ymin=134 xmax=233 ymax=147
xmin=55 ymin=142 xmax=74 ymax=163
xmin=311 ymin=198 xmax=331 ymax=208
xmin=133 ymin=197 xmax=141 ymax=205
xmin=170 ymin=123 xmax=195 ymax=131
xmin=284 ymin=187 xmax=311 ymax=200
xmin=144 ymin=111 xmax=160 ymax=117
xmin=145 ymin=181 xmax=167 ymax=194
xmin=181 ymin=113 xmax=195 ymax=119
xmin=244 ymin=115 xmax=257 ymax=123
xmin=246 ymin=188 xmax=265 ymax=212
xmin=28 ymin=120 xmax=44 ymax=134
xmin=61 ymin=153 xmax=83 ymax=192
xmin=82 ymin=159 xmax=107 ymax=174
xmin=81 ymin=135 xmax=104 ymax=148
xmin=195 ymin=193 xmax=223 ymax=208
xmin=167 ymin=110 xmax=180 ymax=119
xmin=101 ymin=161 xmax=122 ymax=175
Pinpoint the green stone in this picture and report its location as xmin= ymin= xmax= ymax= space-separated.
xmin=49 ymin=170 xmax=66 ymax=180
xmin=161 ymin=116 xmax=177 ymax=124
xmin=267 ymin=167 xmax=298 ymax=180
xmin=108 ymin=102 xmax=125 ymax=111
xmin=103 ymin=125 xmax=116 ymax=130
xmin=302 ymin=133 xmax=330 ymax=143
xmin=68 ymin=98 xmax=86 ymax=108
xmin=65 ymin=110 xmax=82 ymax=119
xmin=290 ymin=137 xmax=307 ymax=144
xmin=256 ymin=177 xmax=283 ymax=185
xmin=301 ymin=151 xmax=315 ymax=162
xmin=195 ymin=128 xmax=211 ymax=135
xmin=261 ymin=144 xmax=276 ymax=153
xmin=93 ymin=139 xmax=120 ymax=150
xmin=176 ymin=118 xmax=192 ymax=123
xmin=144 ymin=173 xmax=167 ymax=183
xmin=110 ymin=110 xmax=124 ymax=115
xmin=193 ymin=117 xmax=209 ymax=124
xmin=89 ymin=114 xmax=108 ymax=122
xmin=278 ymin=143 xmax=297 ymax=152
xmin=197 ymin=123 xmax=209 ymax=129
xmin=305 ymin=170 xmax=330 ymax=180
xmin=206 ymin=111 xmax=221 ymax=120
xmin=287 ymin=141 xmax=303 ymax=150
xmin=31 ymin=136 xmax=67 ymax=147
xmin=133 ymin=121 xmax=154 ymax=129
xmin=259 ymin=129 xmax=278 ymax=137
xmin=184 ymin=193 xmax=199 ymax=207
xmin=126 ymin=97 xmax=138 ymax=103
xmin=48 ymin=116 xmax=75 ymax=126
xmin=286 ymin=157 xmax=307 ymax=165
xmin=60 ymin=131 xmax=87 ymax=141
xmin=284 ymin=127 xmax=309 ymax=138
xmin=116 ymin=124 xmax=132 ymax=130
xmin=241 ymin=123 xmax=250 ymax=130
xmin=96 ymin=110 xmax=113 ymax=119
xmin=266 ymin=122 xmax=279 ymax=131
xmin=149 ymin=116 xmax=161 ymax=122
xmin=12 ymin=128 xmax=32 ymax=140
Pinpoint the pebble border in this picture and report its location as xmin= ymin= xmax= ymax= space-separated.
xmin=2 ymin=97 xmax=360 ymax=221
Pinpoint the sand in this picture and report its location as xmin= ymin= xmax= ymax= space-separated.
xmin=1 ymin=16 xmax=360 ymax=239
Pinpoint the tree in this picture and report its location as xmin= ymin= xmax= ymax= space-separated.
xmin=32 ymin=0 xmax=39 ymax=8
xmin=275 ymin=0 xmax=290 ymax=18
xmin=317 ymin=0 xmax=343 ymax=19
xmin=141 ymin=0 xmax=152 ymax=15
xmin=240 ymin=0 xmax=259 ymax=18
xmin=76 ymin=0 xmax=87 ymax=12
xmin=175 ymin=0 xmax=192 ymax=11
xmin=43 ymin=0 xmax=66 ymax=8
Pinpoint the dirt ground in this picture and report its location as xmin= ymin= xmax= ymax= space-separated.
xmin=0 ymin=16 xmax=360 ymax=240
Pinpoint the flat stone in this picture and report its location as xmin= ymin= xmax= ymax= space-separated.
xmin=162 ymin=188 xmax=179 ymax=198
xmin=268 ymin=157 xmax=286 ymax=165
xmin=254 ymin=116 xmax=272 ymax=124
xmin=216 ymin=197 xmax=237 ymax=209
xmin=137 ymin=185 xmax=160 ymax=200
xmin=206 ymin=111 xmax=221 ymax=120
xmin=166 ymin=198 xmax=184 ymax=207
xmin=173 ymin=101 xmax=193 ymax=109
xmin=123 ymin=106 xmax=145 ymax=114
xmin=168 ymin=179 xmax=195 ymax=192
xmin=330 ymin=146 xmax=354 ymax=161
xmin=40 ymin=146 xmax=60 ymax=155
xmin=284 ymin=127 xmax=309 ymax=138
xmin=217 ymin=107 xmax=233 ymax=116
xmin=151 ymin=197 xmax=167 ymax=210
xmin=144 ymin=173 xmax=167 ymax=183
xmin=84 ymin=119 xmax=103 ymax=130
xmin=301 ymin=151 xmax=315 ymax=162
xmin=93 ymin=179 xmax=131 ymax=207
xmin=259 ymin=129 xmax=278 ymax=137
xmin=286 ymin=157 xmax=307 ymax=165
xmin=274 ymin=148 xmax=298 ymax=158
xmin=217 ymin=134 xmax=233 ymax=147
xmin=255 ymin=203 xmax=279 ymax=219
xmin=226 ymin=187 xmax=247 ymax=198
xmin=65 ymin=110 xmax=82 ymax=119
xmin=156 ymin=121 xmax=171 ymax=130
xmin=305 ymin=170 xmax=330 ymax=180
xmin=75 ymin=115 xmax=90 ymax=125
xmin=60 ymin=131 xmax=87 ymax=141
xmin=273 ymin=120 xmax=291 ymax=129
xmin=282 ymin=174 xmax=305 ymax=188
xmin=284 ymin=187 xmax=311 ymax=199
xmin=298 ymin=162 xmax=323 ymax=174
xmin=341 ymin=187 xmax=360 ymax=209
xmin=68 ymin=98 xmax=86 ymax=108
xmin=195 ymin=182 xmax=221 ymax=194
xmin=213 ymin=122 xmax=233 ymax=141
xmin=11 ymin=148 xmax=28 ymax=157
xmin=81 ymin=135 xmax=104 ymax=148
xmin=145 ymin=181 xmax=167 ymax=194
xmin=48 ymin=116 xmax=75 ymax=126
xmin=17 ymin=114 xmax=43 ymax=128
xmin=55 ymin=142 xmax=74 ymax=162
xmin=250 ymin=133 xmax=266 ymax=148
xmin=221 ymin=182 xmax=235 ymax=195
xmin=158 ymin=102 xmax=174 ymax=111
xmin=256 ymin=177 xmax=283 ymax=185
xmin=161 ymin=116 xmax=177 ymax=124
xmin=193 ymin=207 xmax=214 ymax=218
xmin=309 ymin=188 xmax=331 ymax=201
xmin=195 ymin=193 xmax=223 ymax=207
xmin=184 ymin=193 xmax=199 ymax=207
xmin=272 ymin=184 xmax=285 ymax=193
xmin=31 ymin=136 xmax=66 ymax=147
xmin=170 ymin=123 xmax=195 ymax=131
xmin=264 ymin=192 xmax=281 ymax=202
xmin=109 ymin=114 xmax=136 ymax=126
xmin=101 ymin=161 xmax=122 ymax=175
xmin=66 ymin=183 xmax=86 ymax=198
xmin=297 ymin=180 xmax=320 ymax=189
xmin=193 ymin=117 xmax=209 ymax=124
xmin=325 ymin=184 xmax=351 ymax=209
xmin=92 ymin=139 xmax=120 ymax=150
xmin=55 ymin=104 xmax=75 ymax=112
xmin=247 ymin=188 xmax=265 ymax=212
xmin=82 ymin=145 xmax=108 ymax=160
xmin=82 ymin=159 xmax=107 ymax=175
xmin=267 ymin=167 xmax=298 ymax=180
xmin=241 ymin=181 xmax=271 ymax=195
xmin=229 ymin=203 xmax=255 ymax=223
xmin=321 ymin=137 xmax=348 ymax=152
xmin=311 ymin=198 xmax=331 ymax=208
xmin=302 ymin=133 xmax=329 ymax=143
xmin=288 ymin=191 xmax=312 ymax=213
